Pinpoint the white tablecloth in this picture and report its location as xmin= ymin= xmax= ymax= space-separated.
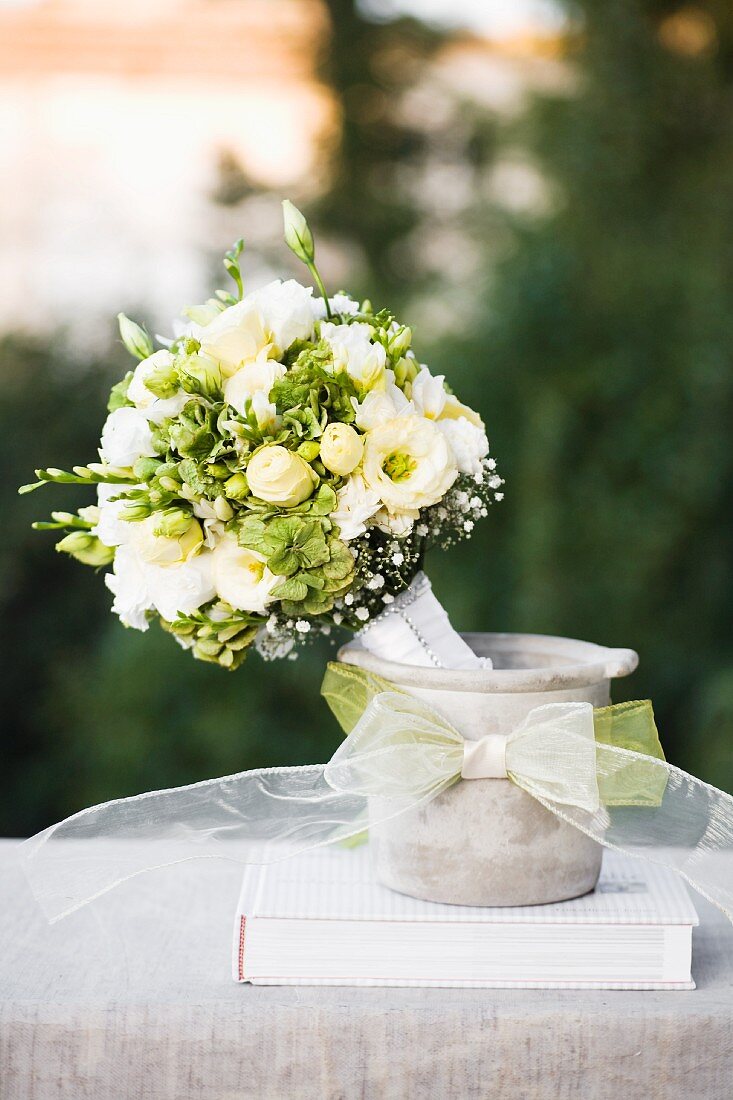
xmin=1 ymin=839 xmax=732 ymax=1099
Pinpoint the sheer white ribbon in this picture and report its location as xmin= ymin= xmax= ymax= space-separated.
xmin=19 ymin=693 xmax=733 ymax=923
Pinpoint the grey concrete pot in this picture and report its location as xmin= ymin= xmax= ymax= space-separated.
xmin=337 ymin=632 xmax=639 ymax=907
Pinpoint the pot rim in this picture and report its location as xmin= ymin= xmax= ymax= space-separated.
xmin=337 ymin=631 xmax=638 ymax=694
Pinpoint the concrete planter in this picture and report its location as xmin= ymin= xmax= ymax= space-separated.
xmin=337 ymin=632 xmax=638 ymax=907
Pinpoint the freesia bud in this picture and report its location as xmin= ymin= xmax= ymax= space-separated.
xmin=56 ymin=531 xmax=114 ymax=567
xmin=213 ymin=496 xmax=234 ymax=521
xmin=282 ymin=200 xmax=315 ymax=265
xmin=388 ymin=325 xmax=412 ymax=358
xmin=117 ymin=313 xmax=154 ymax=362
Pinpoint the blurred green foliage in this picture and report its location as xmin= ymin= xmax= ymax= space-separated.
xmin=2 ymin=0 xmax=733 ymax=835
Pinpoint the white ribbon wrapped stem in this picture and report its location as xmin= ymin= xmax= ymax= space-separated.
xmin=19 ymin=692 xmax=733 ymax=924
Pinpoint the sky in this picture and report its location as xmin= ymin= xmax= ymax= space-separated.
xmin=359 ymin=0 xmax=565 ymax=37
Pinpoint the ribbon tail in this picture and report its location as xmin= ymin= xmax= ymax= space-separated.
xmin=527 ymin=743 xmax=733 ymax=922
xmin=17 ymin=764 xmax=382 ymax=923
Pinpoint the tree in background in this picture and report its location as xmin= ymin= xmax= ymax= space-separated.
xmin=433 ymin=0 xmax=733 ymax=787
xmin=5 ymin=0 xmax=733 ymax=835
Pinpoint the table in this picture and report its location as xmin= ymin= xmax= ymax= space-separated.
xmin=1 ymin=839 xmax=732 ymax=1099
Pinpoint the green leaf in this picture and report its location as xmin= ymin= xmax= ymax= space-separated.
xmin=267 ymin=546 xmax=301 ymax=577
xmin=107 ymin=371 xmax=134 ymax=412
xmin=308 ymin=483 xmax=337 ymax=516
xmin=322 ymin=538 xmax=355 ymax=582
xmin=298 ymin=536 xmax=330 ymax=569
xmin=271 ymin=576 xmax=309 ymax=602
xmin=237 ymin=515 xmax=269 ymax=553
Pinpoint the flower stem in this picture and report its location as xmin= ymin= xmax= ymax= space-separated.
xmin=309 ymin=263 xmax=332 ymax=320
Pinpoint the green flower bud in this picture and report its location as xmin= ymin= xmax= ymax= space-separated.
xmin=56 ymin=531 xmax=114 ymax=567
xmin=133 ymin=456 xmax=162 ymax=481
xmin=393 ymin=355 xmax=418 ymax=388
xmin=297 ymin=440 xmax=321 ymax=462
xmin=388 ymin=325 xmax=412 ymax=358
xmin=120 ymin=500 xmax=151 ymax=522
xmin=205 ymin=462 xmax=230 ymax=480
xmin=144 ymin=361 xmax=179 ymax=399
xmin=214 ymin=496 xmax=234 ymax=521
xmin=158 ymin=476 xmax=181 ymax=493
xmin=282 ymin=200 xmax=315 ymax=264
xmin=153 ymin=508 xmax=194 ymax=539
xmin=117 ymin=313 xmax=154 ymax=362
xmin=224 ymin=472 xmax=249 ymax=501
xmin=176 ymin=352 xmax=223 ymax=398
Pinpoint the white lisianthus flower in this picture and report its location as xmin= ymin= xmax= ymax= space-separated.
xmin=352 ymin=373 xmax=411 ymax=430
xmin=437 ymin=417 xmax=490 ymax=478
xmin=321 ymin=322 xmax=387 ymax=390
xmin=197 ymin=298 xmax=269 ymax=377
xmin=99 ymin=407 xmax=157 ymax=468
xmin=319 ymin=422 xmax=364 ymax=476
xmin=331 ymin=473 xmax=382 ymax=542
xmin=128 ymin=514 xmax=204 ymax=566
xmin=251 ymin=279 xmax=315 ymax=355
xmin=106 ymin=545 xmax=215 ymax=629
xmin=211 ymin=534 xmax=278 ymax=615
xmin=439 ymin=393 xmax=485 ymax=428
xmin=247 ymin=445 xmax=318 ymax=507
xmin=410 ymin=367 xmax=447 ymax=420
xmin=311 ymin=293 xmax=360 ymax=320
xmin=104 ymin=545 xmax=153 ymax=630
xmin=223 ymin=348 xmax=286 ymax=416
xmin=362 ymin=415 xmax=457 ymax=514
xmin=127 ymin=349 xmax=188 ymax=424
xmin=93 ymin=488 xmax=135 ymax=548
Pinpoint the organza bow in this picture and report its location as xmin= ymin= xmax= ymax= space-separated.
xmin=19 ymin=665 xmax=733 ymax=924
xmin=324 ymin=691 xmax=601 ymax=814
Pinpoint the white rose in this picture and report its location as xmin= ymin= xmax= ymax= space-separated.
xmin=211 ymin=534 xmax=278 ymax=615
xmin=320 ymin=422 xmax=364 ymax=476
xmin=246 ymin=445 xmax=318 ymax=507
xmin=437 ymin=417 xmax=489 ymax=478
xmin=106 ymin=545 xmax=215 ymax=629
xmin=127 ymin=349 xmax=188 ymax=423
xmin=197 ymin=298 xmax=269 ymax=377
xmin=251 ymin=279 xmax=315 ymax=355
xmin=99 ymin=407 xmax=157 ymax=468
xmin=331 ymin=473 xmax=382 ymax=542
xmin=362 ymin=415 xmax=457 ymax=514
xmin=223 ymin=349 xmax=286 ymax=415
xmin=321 ymin=321 xmax=387 ymax=390
xmin=410 ymin=367 xmax=447 ymax=420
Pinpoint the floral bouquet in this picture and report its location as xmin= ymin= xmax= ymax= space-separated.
xmin=22 ymin=202 xmax=503 ymax=670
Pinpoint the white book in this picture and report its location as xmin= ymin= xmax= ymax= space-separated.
xmin=233 ymin=847 xmax=698 ymax=989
